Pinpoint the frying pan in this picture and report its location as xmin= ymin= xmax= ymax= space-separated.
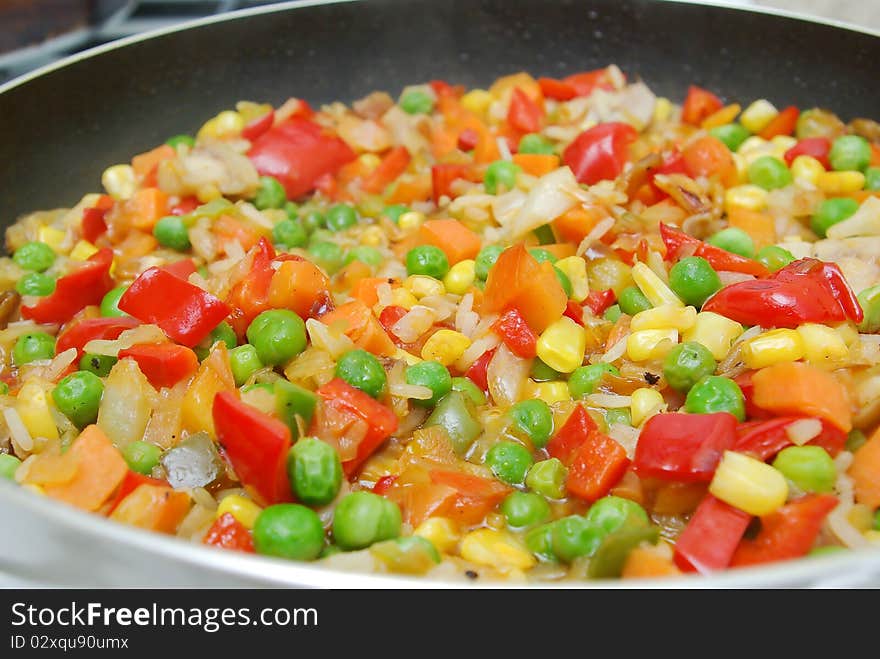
xmin=1 ymin=0 xmax=879 ymax=587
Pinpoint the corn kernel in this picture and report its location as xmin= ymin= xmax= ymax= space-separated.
xmin=460 ymin=528 xmax=536 ymax=571
xmin=725 ymin=184 xmax=769 ymax=213
xmin=393 ymin=348 xmax=422 ymax=365
xmin=461 ymin=89 xmax=493 ymax=115
xmin=832 ymin=321 xmax=859 ymax=347
xmin=796 ymin=323 xmax=849 ymax=366
xmin=405 ymin=274 xmax=445 ymax=298
xmin=360 ymin=226 xmax=386 ymax=248
xmin=631 ymin=262 xmax=682 ymax=307
xmin=421 ymin=329 xmax=471 ymax=366
xmin=38 ymin=226 xmax=67 ymax=253
xmin=653 ymin=97 xmax=672 ymax=124
xmin=847 ymin=503 xmax=874 ymax=532
xmin=790 ymin=155 xmax=825 ymax=186
xmin=358 ymin=153 xmax=382 ymax=172
xmin=389 ymin=287 xmax=419 ymax=310
xmin=865 ymin=530 xmax=880 ymax=546
xmin=16 ymin=380 xmax=59 ymax=441
xmin=709 ymin=450 xmax=788 ymax=516
xmin=398 ymin=211 xmax=425 ymax=230
xmin=523 ymin=379 xmax=571 ymax=405
xmin=69 ymin=240 xmax=99 ymax=261
xmin=626 ymin=329 xmax=678 ymax=362
xmin=683 ymin=311 xmax=745 ymax=360
xmin=740 ymin=99 xmax=779 ymax=134
xmin=732 ymin=153 xmax=749 ymax=184
xmin=554 ymin=256 xmax=589 ymax=303
xmin=196 ymin=184 xmax=222 ymax=203
xmin=737 ymin=135 xmax=770 ymax=156
xmin=630 ymin=387 xmax=666 ymax=427
xmin=536 ymin=317 xmax=587 ymax=373
xmin=630 ymin=304 xmax=697 ymax=332
xmin=770 ymin=135 xmax=797 ymax=155
xmin=216 ymin=494 xmax=262 ymax=529
xmin=443 ymin=259 xmax=476 ymax=295
xmin=701 ymin=103 xmax=741 ymax=130
xmin=198 ymin=110 xmax=244 ymax=140
xmin=414 ymin=517 xmax=460 ymax=553
xmin=741 ymin=328 xmax=805 ymax=369
xmin=816 ymin=171 xmax=866 ymax=195
xmin=101 ymin=164 xmax=136 ymax=200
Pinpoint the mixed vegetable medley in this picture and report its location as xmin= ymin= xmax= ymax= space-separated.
xmin=3 ymin=66 xmax=880 ymax=582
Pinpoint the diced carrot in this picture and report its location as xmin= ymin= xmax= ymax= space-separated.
xmin=320 ymin=299 xmax=396 ymax=357
xmin=213 ymin=214 xmax=264 ymax=252
xmin=181 ymin=343 xmax=235 ymax=436
xmin=114 ymin=230 xmax=158 ymax=262
xmin=352 ymin=277 xmax=400 ymax=308
xmin=512 ymin=153 xmax=560 ymax=177
xmin=473 ymin=125 xmax=501 ymax=164
xmin=131 ymin=144 xmax=175 ymax=185
xmin=268 ymin=259 xmax=331 ymax=318
xmin=385 ymin=174 xmax=433 ymax=204
xmin=124 ymin=187 xmax=168 ymax=231
xmin=418 ymin=218 xmax=481 ymax=264
xmin=849 ymin=427 xmax=880 ymax=508
xmin=43 ymin=425 xmax=128 ymax=512
xmin=538 ymin=243 xmax=577 ymax=259
xmin=751 ymin=362 xmax=852 ymax=433
xmin=362 ymin=146 xmax=411 ymax=194
xmin=726 ymin=208 xmax=776 ymax=249
xmin=651 ymin=481 xmax=708 ymax=515
xmin=109 ymin=484 xmax=191 ymax=533
xmin=682 ymin=135 xmax=738 ymax=188
xmin=552 ymin=205 xmax=608 ymax=244
xmin=333 ymin=260 xmax=373 ymax=294
xmin=608 ymin=468 xmax=644 ymax=506
xmin=622 ymin=547 xmax=682 ymax=578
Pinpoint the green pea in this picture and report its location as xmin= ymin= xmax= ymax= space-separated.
xmin=13 ymin=242 xmax=56 ymax=272
xmin=585 ymin=495 xmax=649 ymax=534
xmin=484 ymin=440 xmax=533 ymax=485
xmin=400 ymin=89 xmax=434 ymax=115
xmin=707 ymin=227 xmax=755 ymax=258
xmin=275 ymin=380 xmax=317 ymax=438
xmin=829 ymin=135 xmax=871 ymax=172
xmin=370 ymin=536 xmax=440 ymax=573
xmin=325 ymin=204 xmax=358 ymax=232
xmin=229 ymin=344 xmax=263 ymax=386
xmin=309 ymin=241 xmax=345 ymax=274
xmin=195 ymin=321 xmax=238 ymax=361
xmin=253 ymin=176 xmax=287 ymax=210
xmin=811 ymin=197 xmax=859 ymax=238
xmin=405 ymin=360 xmax=452 ymax=407
xmin=79 ymin=353 xmax=117 ymax=377
xmin=709 ymin=123 xmax=750 ymax=152
xmin=284 ymin=201 xmax=300 ymax=219
xmin=864 ymin=167 xmax=880 ymax=191
xmin=501 ymin=492 xmax=551 ymax=529
xmin=554 ymin=266 xmax=573 ymax=298
xmin=603 ymin=304 xmax=622 ymax=322
xmin=568 ymin=363 xmax=619 ymax=398
xmin=122 ymin=440 xmax=161 ymax=475
xmin=856 ymin=285 xmax=880 ymax=333
xmin=529 ymin=248 xmax=557 ymax=264
xmin=484 ymin=160 xmax=521 ymax=195
xmin=309 ymin=229 xmax=335 ymax=247
xmin=424 ymin=391 xmax=481 ymax=455
xmin=254 ymin=503 xmax=325 ymax=560
xmin=809 ymin=545 xmax=847 ymax=557
xmin=845 ymin=429 xmax=867 ymax=453
xmin=451 ymin=376 xmax=486 ymax=406
xmin=772 ymin=446 xmax=836 ymax=493
xmin=332 ymin=491 xmax=402 ymax=550
xmin=246 ymin=309 xmax=307 ymax=366
xmin=288 ymin=437 xmax=343 ymax=506
xmin=552 ymin=515 xmax=602 ymax=562
xmin=663 ymin=341 xmax=717 ymax=393
xmin=100 ymin=285 xmax=129 ymax=318
xmin=531 ymin=358 xmax=561 ymax=382
xmin=0 ymin=454 xmax=21 ymax=480
xmin=668 ymin=256 xmax=722 ymax=307
xmin=874 ymin=509 xmax=880 ymax=532
xmin=13 ymin=332 xmax=55 ymax=366
xmin=300 ymin=209 xmax=326 ymax=232
xmin=509 ymin=399 xmax=554 ymax=448
xmin=604 ymin=408 xmax=632 ymax=427
xmin=344 ymin=246 xmax=383 ymax=270
xmin=405 ymin=245 xmax=449 ymax=279
xmin=0 ymin=382 xmax=7 ymax=396
xmin=525 ymin=522 xmax=558 ymax=562
xmin=525 ymin=458 xmax=567 ymax=499
xmin=748 ymin=155 xmax=793 ymax=191
xmin=336 ymin=349 xmax=387 ymax=399
xmin=684 ymin=375 xmax=746 ymax=421
xmin=756 ymin=245 xmax=796 ymax=272
xmin=382 ymin=204 xmax=409 ymax=224
xmin=475 ymin=244 xmax=504 ymax=280
xmin=153 ymin=215 xmax=191 ymax=251
xmin=518 ymin=133 xmax=555 ymax=155
xmin=272 ymin=219 xmax=308 ymax=248
xmin=16 ymin=272 xmax=55 ymax=297
xmin=166 ymin=134 xmax=195 ymax=148
xmin=618 ymin=286 xmax=652 ymax=316
xmin=52 ymin=371 xmax=104 ymax=428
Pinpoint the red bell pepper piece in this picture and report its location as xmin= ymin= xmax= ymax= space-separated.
xmin=584 ymin=288 xmax=616 ymax=315
xmin=247 ymin=117 xmax=356 ymax=199
xmin=241 ymin=110 xmax=275 ymax=142
xmin=566 ymin=428 xmax=629 ymax=502
xmin=21 ymin=248 xmax=115 ymax=324
xmin=730 ymin=494 xmax=838 ymax=567
xmin=547 ymin=404 xmax=598 ymax=465
xmin=55 ymin=316 xmax=140 ymax=356
xmin=432 ymin=163 xmax=474 ymax=204
xmin=563 ymin=300 xmax=585 ymax=326
xmin=681 ymin=85 xmax=723 ymax=126
xmin=563 ymin=122 xmax=637 ymax=185
xmin=633 ymin=412 xmax=738 ymax=482
xmin=170 ymin=196 xmax=199 ymax=216
xmin=362 ymin=146 xmax=411 ymax=194
xmin=160 ymin=258 xmax=198 ymax=280
xmin=660 ymin=223 xmax=769 ymax=277
xmin=377 ymin=305 xmax=408 ymax=345
xmin=118 ymin=267 xmax=231 ymax=347
xmin=491 ymin=308 xmax=538 ymax=359
xmin=118 ymin=343 xmax=199 ymax=389
xmin=538 ymin=77 xmax=577 ymax=101
xmin=80 ymin=195 xmax=114 ymax=243
xmin=372 ymin=475 xmax=398 ymax=495
xmin=213 ymin=391 xmax=293 ymax=506
xmin=107 ymin=470 xmax=166 ymax=514
xmin=734 ymin=416 xmax=846 ymax=460
xmin=457 ymin=128 xmax=479 ymax=152
xmin=225 ymin=238 xmax=276 ymax=337
xmin=465 ymin=347 xmax=496 ymax=393
xmin=203 ymin=512 xmax=255 ymax=553
xmin=562 ymin=68 xmax=618 ymax=97
xmin=784 ymin=137 xmax=831 ymax=169
xmin=759 ymin=105 xmax=800 ymax=140
xmin=673 ymin=494 xmax=752 ymax=573
xmin=507 ymin=88 xmax=544 ymax=134
xmin=649 ymin=150 xmax=689 ymax=199
xmin=702 ymin=257 xmax=863 ymax=328
xmin=428 ymin=469 xmax=512 ymax=524
xmin=316 ymin=378 xmax=398 ymax=477
xmin=429 ymin=79 xmax=461 ymax=99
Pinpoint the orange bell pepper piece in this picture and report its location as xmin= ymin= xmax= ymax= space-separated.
xmin=552 ymin=205 xmax=608 ymax=244
xmin=849 ymin=427 xmax=880 ymax=508
xmin=682 ymin=135 xmax=738 ymax=188
xmin=213 ymin=214 xmax=264 ymax=252
xmin=726 ymin=207 xmax=777 ymax=249
xmin=320 ymin=300 xmax=396 ymax=357
xmin=512 ymin=153 xmax=560 ymax=177
xmin=351 ymin=277 xmax=400 ymax=308
xmin=418 ymin=218 xmax=481 ymax=264
xmin=131 ymin=144 xmax=175 ymax=186
xmin=110 ymin=483 xmax=192 ymax=533
xmin=268 ymin=259 xmax=331 ymax=319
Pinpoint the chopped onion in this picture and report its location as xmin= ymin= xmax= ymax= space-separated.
xmin=3 ymin=407 xmax=33 ymax=453
xmin=84 ymin=324 xmax=167 ymax=356
xmin=587 ymin=393 xmax=633 ymax=408
xmin=389 ymin=382 xmax=433 ymax=400
xmin=487 ymin=343 xmax=530 ymax=408
xmin=576 ymin=216 xmax=615 ymax=256
xmin=455 ymin=332 xmax=501 ymax=371
xmin=598 ymin=335 xmax=628 ymax=364
xmin=306 ymin=319 xmax=355 ymax=360
xmin=392 ymin=306 xmax=436 ymax=343
xmin=608 ymin=423 xmax=641 ymax=460
xmin=491 ymin=189 xmax=527 ymax=227
xmin=455 ymin=293 xmax=480 ymax=338
xmin=785 ymin=418 xmax=823 ymax=446
xmin=718 ymin=271 xmax=756 ymax=286
xmin=509 ymin=167 xmax=581 ymax=238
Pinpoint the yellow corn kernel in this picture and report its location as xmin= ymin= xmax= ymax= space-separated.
xmin=724 ymin=184 xmax=769 ymax=213
xmin=536 ymin=317 xmax=587 ymax=373
xmin=740 ymin=99 xmax=778 ymax=134
xmin=865 ymin=530 xmax=880 ymax=546
xmin=796 ymin=323 xmax=849 ymax=366
xmin=554 ymin=256 xmax=589 ymax=303
xmin=683 ymin=311 xmax=745 ymax=361
xmin=414 ymin=517 xmax=460 ymax=553
xmin=732 ymin=153 xmax=749 ymax=184
xmin=216 ymin=494 xmax=262 ymax=529
xmin=741 ymin=328 xmax=805 ymax=369
xmin=421 ymin=329 xmax=471 ymax=366
xmin=461 ymin=89 xmax=493 ymax=115
xmin=358 ymin=153 xmax=382 ymax=172
xmin=389 ymin=287 xmax=419 ymax=310
xmin=701 ymin=103 xmax=741 ymax=130
xmin=790 ymin=155 xmax=825 ymax=186
xmin=769 ymin=135 xmax=797 ymax=158
xmin=816 ymin=171 xmax=866 ymax=195
xmin=460 ymin=528 xmax=536 ymax=571
xmin=832 ymin=321 xmax=859 ymax=347
xmin=69 ymin=240 xmax=99 ymax=261
xmin=630 ymin=304 xmax=697 ymax=333
xmin=393 ymin=348 xmax=422 ymax=366
xmin=443 ymin=259 xmax=476 ymax=295
xmin=38 ymin=226 xmax=67 ymax=253
xmin=626 ymin=329 xmax=678 ymax=362
xmin=398 ymin=210 xmax=425 ymax=230
xmin=709 ymin=450 xmax=788 ymax=516
xmin=653 ymin=97 xmax=672 ymax=124
xmin=847 ymin=503 xmax=874 ymax=532
xmin=360 ymin=225 xmax=386 ymax=247
xmin=523 ymin=379 xmax=571 ymax=405
xmin=631 ymin=262 xmax=682 ymax=307
xmin=16 ymin=380 xmax=59 ymax=441
xmin=101 ymin=164 xmax=136 ymax=200
xmin=404 ymin=275 xmax=445 ymax=298
xmin=197 ymin=110 xmax=244 ymax=140
xmin=630 ymin=387 xmax=666 ymax=427
xmin=737 ymin=135 xmax=770 ymax=156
